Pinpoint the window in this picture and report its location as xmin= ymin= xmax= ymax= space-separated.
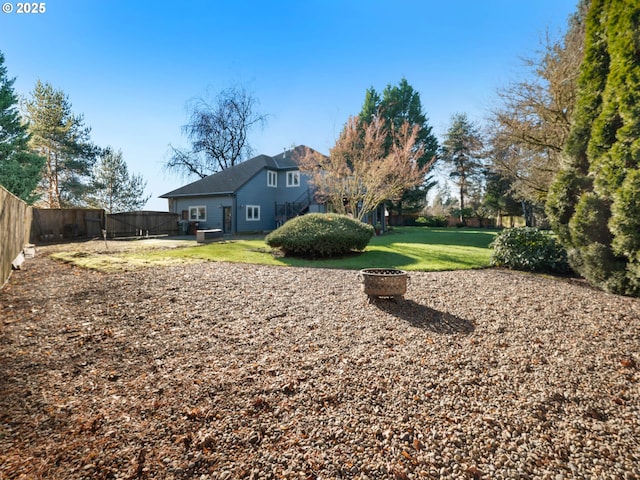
xmin=287 ymin=170 xmax=300 ymax=187
xmin=267 ymin=170 xmax=277 ymax=187
xmin=246 ymin=205 xmax=260 ymax=221
xmin=189 ymin=206 xmax=206 ymax=221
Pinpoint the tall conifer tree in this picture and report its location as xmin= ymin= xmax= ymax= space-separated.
xmin=440 ymin=113 xmax=485 ymax=223
xmin=0 ymin=51 xmax=43 ymax=203
xmin=87 ymin=148 xmax=149 ymax=213
xmin=546 ymin=0 xmax=640 ymax=296
xmin=25 ymin=80 xmax=98 ymax=207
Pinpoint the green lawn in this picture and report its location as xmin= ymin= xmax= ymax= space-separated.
xmin=116 ymin=227 xmax=498 ymax=272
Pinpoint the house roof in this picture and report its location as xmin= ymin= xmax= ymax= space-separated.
xmin=160 ymin=145 xmax=319 ymax=198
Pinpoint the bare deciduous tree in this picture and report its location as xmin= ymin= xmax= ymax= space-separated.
xmin=298 ymin=116 xmax=432 ymax=221
xmin=166 ymin=85 xmax=267 ymax=178
xmin=487 ymin=1 xmax=588 ymax=204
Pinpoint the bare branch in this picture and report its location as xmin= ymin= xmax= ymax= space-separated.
xmin=486 ymin=6 xmax=586 ymax=204
xmin=164 ymin=145 xmax=207 ymax=179
xmin=298 ymin=116 xmax=429 ymax=221
xmin=166 ymin=85 xmax=267 ymax=178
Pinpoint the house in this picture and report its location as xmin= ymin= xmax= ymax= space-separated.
xmin=160 ymin=145 xmax=326 ymax=235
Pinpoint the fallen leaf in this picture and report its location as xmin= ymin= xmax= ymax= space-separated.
xmin=620 ymin=358 xmax=636 ymax=368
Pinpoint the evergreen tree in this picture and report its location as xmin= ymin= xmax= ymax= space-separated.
xmin=88 ymin=148 xmax=150 ymax=213
xmin=24 ymin=80 xmax=98 ymax=207
xmin=546 ymin=0 xmax=640 ymax=296
xmin=482 ymin=169 xmax=522 ymax=227
xmin=0 ymin=51 xmax=44 ymax=203
xmin=440 ymin=113 xmax=485 ymax=223
xmin=358 ymin=87 xmax=381 ymax=124
xmin=357 ymin=78 xmax=438 ymax=215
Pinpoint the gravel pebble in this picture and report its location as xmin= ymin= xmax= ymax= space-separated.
xmin=0 ymin=251 xmax=639 ymax=479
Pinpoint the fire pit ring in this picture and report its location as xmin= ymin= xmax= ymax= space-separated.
xmin=357 ymin=268 xmax=409 ymax=303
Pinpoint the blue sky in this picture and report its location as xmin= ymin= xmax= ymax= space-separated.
xmin=1 ymin=0 xmax=578 ymax=210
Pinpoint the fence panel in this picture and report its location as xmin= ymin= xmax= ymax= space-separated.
xmin=106 ymin=211 xmax=179 ymax=237
xmin=0 ymin=186 xmax=32 ymax=287
xmin=31 ymin=208 xmax=105 ymax=242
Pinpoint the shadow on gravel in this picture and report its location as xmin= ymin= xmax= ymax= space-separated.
xmin=372 ymin=298 xmax=475 ymax=334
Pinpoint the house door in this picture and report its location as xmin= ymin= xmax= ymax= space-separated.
xmin=222 ymin=207 xmax=232 ymax=233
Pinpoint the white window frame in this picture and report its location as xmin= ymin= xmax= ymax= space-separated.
xmin=267 ymin=170 xmax=277 ymax=187
xmin=246 ymin=205 xmax=260 ymax=221
xmin=286 ymin=170 xmax=300 ymax=187
xmin=189 ymin=206 xmax=206 ymax=221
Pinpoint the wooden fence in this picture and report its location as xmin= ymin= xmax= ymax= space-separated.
xmin=30 ymin=209 xmax=180 ymax=241
xmin=105 ymin=211 xmax=179 ymax=237
xmin=0 ymin=186 xmax=33 ymax=287
xmin=31 ymin=208 xmax=105 ymax=242
xmin=1 ymin=200 xmax=181 ymax=286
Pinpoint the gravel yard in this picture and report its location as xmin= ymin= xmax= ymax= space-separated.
xmin=1 ymin=244 xmax=639 ymax=479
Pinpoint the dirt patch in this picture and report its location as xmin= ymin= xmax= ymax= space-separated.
xmin=37 ymin=236 xmax=201 ymax=255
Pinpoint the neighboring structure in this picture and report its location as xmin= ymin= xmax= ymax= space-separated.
xmin=160 ymin=146 xmax=326 ymax=234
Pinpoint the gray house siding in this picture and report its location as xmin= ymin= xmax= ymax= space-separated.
xmin=160 ymin=146 xmax=327 ymax=235
xmin=235 ymin=168 xmax=315 ymax=232
xmin=274 ymin=169 xmax=306 ymax=203
xmin=170 ymin=195 xmax=235 ymax=232
xmin=236 ymin=170 xmax=277 ymax=232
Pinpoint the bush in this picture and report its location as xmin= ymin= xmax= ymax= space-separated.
xmin=415 ymin=215 xmax=448 ymax=227
xmin=610 ymin=170 xmax=640 ymax=259
xmin=265 ymin=213 xmax=374 ymax=258
xmin=490 ymin=227 xmax=571 ymax=273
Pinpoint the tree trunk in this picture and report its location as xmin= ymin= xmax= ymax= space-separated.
xmin=458 ymin=180 xmax=465 ymax=222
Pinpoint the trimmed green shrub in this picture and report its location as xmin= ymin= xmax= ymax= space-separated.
xmin=490 ymin=227 xmax=571 ymax=273
xmin=415 ymin=215 xmax=448 ymax=227
xmin=265 ymin=213 xmax=374 ymax=258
